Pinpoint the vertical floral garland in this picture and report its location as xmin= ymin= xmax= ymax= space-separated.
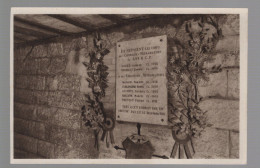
xmin=168 ymin=15 xmax=224 ymax=158
xmin=81 ymin=33 xmax=114 ymax=150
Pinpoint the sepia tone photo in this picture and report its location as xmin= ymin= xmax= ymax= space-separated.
xmin=10 ymin=8 xmax=247 ymax=164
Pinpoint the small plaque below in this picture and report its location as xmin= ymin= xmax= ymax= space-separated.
xmin=116 ymin=35 xmax=168 ymax=125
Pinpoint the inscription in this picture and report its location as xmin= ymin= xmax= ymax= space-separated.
xmin=116 ymin=35 xmax=168 ymax=125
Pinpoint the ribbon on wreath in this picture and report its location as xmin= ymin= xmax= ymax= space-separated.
xmin=170 ymin=130 xmax=195 ymax=159
xmin=94 ymin=129 xmax=100 ymax=150
xmin=101 ymin=117 xmax=115 ymax=148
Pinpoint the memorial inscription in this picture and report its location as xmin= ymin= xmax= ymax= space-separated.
xmin=116 ymin=35 xmax=168 ymax=125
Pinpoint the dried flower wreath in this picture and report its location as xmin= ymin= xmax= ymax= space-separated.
xmin=168 ymin=15 xmax=224 ymax=158
xmin=81 ymin=33 xmax=114 ymax=150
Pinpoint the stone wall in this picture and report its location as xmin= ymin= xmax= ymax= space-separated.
xmin=13 ymin=14 xmax=239 ymax=159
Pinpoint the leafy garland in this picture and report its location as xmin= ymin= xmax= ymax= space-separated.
xmin=168 ymin=15 xmax=223 ymax=139
xmin=81 ymin=33 xmax=111 ymax=150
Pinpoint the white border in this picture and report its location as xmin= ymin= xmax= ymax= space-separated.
xmin=10 ymin=8 xmax=248 ymax=164
xmin=10 ymin=10 xmax=14 ymax=163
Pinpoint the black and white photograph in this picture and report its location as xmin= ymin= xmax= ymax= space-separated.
xmin=10 ymin=8 xmax=247 ymax=164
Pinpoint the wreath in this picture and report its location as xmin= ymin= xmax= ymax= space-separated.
xmin=81 ymin=32 xmax=114 ymax=150
xmin=168 ymin=15 xmax=224 ymax=158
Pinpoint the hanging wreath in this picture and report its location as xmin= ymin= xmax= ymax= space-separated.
xmin=81 ymin=32 xmax=115 ymax=150
xmin=167 ymin=15 xmax=224 ymax=158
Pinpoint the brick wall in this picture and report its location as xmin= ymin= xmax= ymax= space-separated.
xmin=13 ymin=15 xmax=239 ymax=159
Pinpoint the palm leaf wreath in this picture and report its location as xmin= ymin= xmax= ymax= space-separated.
xmin=81 ymin=32 xmax=114 ymax=150
xmin=168 ymin=15 xmax=224 ymax=158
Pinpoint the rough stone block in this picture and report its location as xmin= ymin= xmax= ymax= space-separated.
xmin=13 ymin=48 xmax=20 ymax=60
xmin=37 ymin=106 xmax=57 ymax=122
xmin=24 ymin=59 xmax=38 ymax=75
xmin=14 ymin=148 xmax=44 ymax=159
xmin=45 ymin=76 xmax=58 ymax=91
xmin=216 ymin=35 xmax=239 ymax=53
xmin=105 ymin=32 xmax=125 ymax=47
xmin=14 ymin=89 xmax=36 ymax=104
xmin=14 ymin=118 xmax=45 ymax=140
xmin=48 ymin=43 xmax=64 ymax=56
xmin=228 ymin=69 xmax=239 ymax=99
xmin=34 ymin=91 xmax=49 ymax=105
xmin=37 ymin=105 xmax=54 ymax=122
xmin=27 ymin=76 xmax=46 ymax=90
xmin=79 ymin=77 xmax=92 ymax=93
xmin=14 ymin=60 xmax=23 ymax=75
xmin=193 ymin=128 xmax=229 ymax=158
xmin=46 ymin=125 xmax=69 ymax=145
xmin=38 ymin=106 xmax=81 ymax=129
xmin=29 ymin=122 xmax=46 ymax=140
xmin=230 ymin=131 xmax=239 ymax=158
xmin=14 ymin=75 xmax=28 ymax=89
xmin=48 ymin=57 xmax=67 ymax=75
xmin=14 ymin=103 xmax=37 ymax=120
xmin=27 ymin=76 xmax=36 ymax=89
xmin=66 ymin=37 xmax=88 ymax=52
xmin=107 ymin=73 xmax=115 ymax=83
xmin=53 ymin=129 xmax=98 ymax=159
xmin=108 ymin=70 xmax=116 ymax=78
xmin=14 ymin=118 xmax=29 ymax=135
xmin=107 ymin=64 xmax=116 ymax=72
xmin=200 ymin=99 xmax=239 ymax=131
xmin=30 ymin=44 xmax=48 ymax=58
xmin=13 ymin=60 xmax=24 ymax=74
xmin=54 ymin=145 xmax=80 ymax=158
xmin=204 ymin=51 xmax=239 ymax=69
xmin=14 ymin=149 xmax=28 ymax=158
xmin=57 ymin=74 xmax=81 ymax=91
xmin=54 ymin=108 xmax=81 ymax=129
xmin=36 ymin=58 xmax=50 ymax=75
xmin=103 ymin=56 xmax=115 ymax=66
xmin=37 ymin=140 xmax=55 ymax=158
xmin=46 ymin=124 xmax=94 ymax=148
xmin=198 ymin=70 xmax=228 ymax=98
xmin=35 ymin=76 xmax=46 ymax=90
xmin=48 ymin=91 xmax=85 ymax=111
xmin=68 ymin=129 xmax=94 ymax=147
xmin=58 ymin=91 xmax=83 ymax=110
xmin=47 ymin=91 xmax=62 ymax=107
xmin=62 ymin=37 xmax=88 ymax=55
xmin=221 ymin=14 xmax=239 ymax=36
xmin=78 ymin=141 xmax=100 ymax=159
xmin=14 ymin=133 xmax=38 ymax=154
xmin=14 ymin=46 xmax=33 ymax=61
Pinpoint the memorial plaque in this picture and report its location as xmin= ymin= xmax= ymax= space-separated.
xmin=116 ymin=35 xmax=168 ymax=125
